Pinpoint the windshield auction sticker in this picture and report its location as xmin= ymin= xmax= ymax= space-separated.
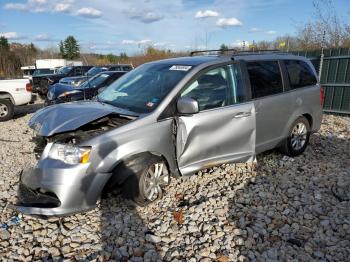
xmin=169 ymin=65 xmax=192 ymax=71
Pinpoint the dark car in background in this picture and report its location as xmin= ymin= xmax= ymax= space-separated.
xmin=108 ymin=64 xmax=133 ymax=71
xmin=46 ymin=71 xmax=126 ymax=105
xmin=32 ymin=65 xmax=92 ymax=96
xmin=59 ymin=64 xmax=134 ymax=87
xmin=32 ymin=68 xmax=56 ymax=76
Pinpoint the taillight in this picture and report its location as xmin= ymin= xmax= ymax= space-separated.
xmin=26 ymin=83 xmax=33 ymax=92
xmin=320 ymin=86 xmax=325 ymax=107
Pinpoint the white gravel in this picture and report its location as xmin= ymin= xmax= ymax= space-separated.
xmin=0 ymin=105 xmax=349 ymax=261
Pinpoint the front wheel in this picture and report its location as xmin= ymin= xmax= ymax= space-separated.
xmin=122 ymin=157 xmax=170 ymax=206
xmin=0 ymin=99 xmax=14 ymax=122
xmin=280 ymin=116 xmax=311 ymax=157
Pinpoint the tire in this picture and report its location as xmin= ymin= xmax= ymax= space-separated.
xmin=0 ymin=99 xmax=14 ymax=122
xmin=280 ymin=116 xmax=311 ymax=157
xmin=121 ymin=156 xmax=170 ymax=206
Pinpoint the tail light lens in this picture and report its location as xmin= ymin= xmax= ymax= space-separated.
xmin=320 ymin=86 xmax=325 ymax=107
xmin=26 ymin=83 xmax=33 ymax=92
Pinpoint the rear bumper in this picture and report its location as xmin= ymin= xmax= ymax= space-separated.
xmin=12 ymin=166 xmax=112 ymax=216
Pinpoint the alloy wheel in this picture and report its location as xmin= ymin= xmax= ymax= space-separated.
xmin=0 ymin=103 xmax=8 ymax=117
xmin=291 ymin=122 xmax=307 ymax=150
xmin=142 ymin=163 xmax=169 ymax=201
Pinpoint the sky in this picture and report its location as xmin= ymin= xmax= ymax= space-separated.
xmin=0 ymin=0 xmax=349 ymax=55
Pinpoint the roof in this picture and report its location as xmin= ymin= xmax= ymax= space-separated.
xmin=147 ymin=52 xmax=309 ymax=67
xmin=148 ymin=56 xmax=227 ymax=66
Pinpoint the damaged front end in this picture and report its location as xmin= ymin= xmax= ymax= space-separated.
xmin=13 ymin=102 xmax=136 ymax=216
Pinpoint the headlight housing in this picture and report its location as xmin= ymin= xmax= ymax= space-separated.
xmin=58 ymin=90 xmax=80 ymax=99
xmin=49 ymin=143 xmax=91 ymax=165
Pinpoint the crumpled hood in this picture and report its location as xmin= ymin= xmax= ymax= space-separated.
xmin=29 ymin=101 xmax=138 ymax=137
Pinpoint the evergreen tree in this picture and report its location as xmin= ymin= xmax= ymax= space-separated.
xmin=59 ymin=36 xmax=80 ymax=59
xmin=219 ymin=44 xmax=229 ymax=54
xmin=59 ymin=41 xmax=65 ymax=58
xmin=0 ymin=36 xmax=9 ymax=51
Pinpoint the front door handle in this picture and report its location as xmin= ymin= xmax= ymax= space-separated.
xmin=233 ymin=112 xmax=251 ymax=118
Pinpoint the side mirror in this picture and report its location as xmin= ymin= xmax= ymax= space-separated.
xmin=177 ymin=97 xmax=199 ymax=115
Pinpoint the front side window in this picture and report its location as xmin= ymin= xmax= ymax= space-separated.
xmin=285 ymin=60 xmax=317 ymax=89
xmin=81 ymin=73 xmax=110 ymax=88
xmin=181 ymin=64 xmax=244 ymax=111
xmin=87 ymin=67 xmax=105 ymax=76
xmin=247 ymin=61 xmax=283 ymax=99
xmin=56 ymin=66 xmax=72 ymax=75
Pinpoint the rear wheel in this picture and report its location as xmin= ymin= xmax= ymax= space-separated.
xmin=0 ymin=99 xmax=14 ymax=122
xmin=121 ymin=157 xmax=170 ymax=206
xmin=280 ymin=116 xmax=311 ymax=157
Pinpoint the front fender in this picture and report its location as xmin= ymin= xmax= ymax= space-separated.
xmin=89 ymin=119 xmax=177 ymax=175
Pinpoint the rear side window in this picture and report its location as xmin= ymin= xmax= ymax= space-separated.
xmin=247 ymin=61 xmax=283 ymax=98
xmin=285 ymin=60 xmax=317 ymax=89
xmin=74 ymin=67 xmax=82 ymax=75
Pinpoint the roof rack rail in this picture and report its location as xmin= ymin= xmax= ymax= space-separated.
xmin=235 ymin=49 xmax=281 ymax=54
xmin=190 ymin=48 xmax=287 ymax=57
xmin=190 ymin=48 xmax=238 ymax=56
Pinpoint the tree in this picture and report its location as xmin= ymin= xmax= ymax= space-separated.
xmin=219 ymin=44 xmax=229 ymax=54
xmin=106 ymin=53 xmax=117 ymax=63
xmin=0 ymin=36 xmax=9 ymax=51
xmin=59 ymin=41 xmax=65 ymax=57
xmin=297 ymin=0 xmax=350 ymax=49
xmin=59 ymin=36 xmax=80 ymax=59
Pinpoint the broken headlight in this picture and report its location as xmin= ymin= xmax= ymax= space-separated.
xmin=58 ymin=90 xmax=81 ymax=99
xmin=49 ymin=143 xmax=91 ymax=165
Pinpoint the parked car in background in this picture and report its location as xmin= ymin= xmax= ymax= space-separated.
xmin=14 ymin=51 xmax=323 ymax=216
xmin=46 ymin=71 xmax=126 ymax=105
xmin=22 ymin=59 xmax=82 ymax=80
xmin=0 ymin=79 xmax=33 ymax=121
xmin=108 ymin=64 xmax=133 ymax=71
xmin=59 ymin=64 xmax=134 ymax=87
xmin=21 ymin=66 xmax=36 ymax=80
xmin=59 ymin=66 xmax=109 ymax=86
xmin=32 ymin=65 xmax=92 ymax=96
xmin=33 ymin=68 xmax=56 ymax=76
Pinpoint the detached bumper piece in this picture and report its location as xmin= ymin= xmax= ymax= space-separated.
xmin=17 ymin=183 xmax=61 ymax=208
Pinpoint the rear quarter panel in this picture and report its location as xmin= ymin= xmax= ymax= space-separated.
xmin=0 ymin=79 xmax=32 ymax=105
xmin=282 ymin=85 xmax=322 ymax=137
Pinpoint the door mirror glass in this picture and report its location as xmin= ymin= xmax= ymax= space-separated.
xmin=177 ymin=97 xmax=199 ymax=115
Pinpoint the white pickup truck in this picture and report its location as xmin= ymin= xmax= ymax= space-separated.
xmin=0 ymin=79 xmax=33 ymax=121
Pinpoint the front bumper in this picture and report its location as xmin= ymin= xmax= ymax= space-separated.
xmin=12 ymin=166 xmax=112 ymax=216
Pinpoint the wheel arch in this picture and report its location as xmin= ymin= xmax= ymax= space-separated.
xmin=302 ymin=113 xmax=313 ymax=129
xmin=0 ymin=92 xmax=15 ymax=104
xmin=102 ymin=151 xmax=171 ymax=193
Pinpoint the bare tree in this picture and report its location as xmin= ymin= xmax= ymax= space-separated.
xmin=298 ymin=0 xmax=350 ymax=49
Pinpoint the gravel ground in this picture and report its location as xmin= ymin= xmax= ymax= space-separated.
xmin=0 ymin=105 xmax=349 ymax=261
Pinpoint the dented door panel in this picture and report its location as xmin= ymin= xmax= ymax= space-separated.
xmin=176 ymin=102 xmax=256 ymax=175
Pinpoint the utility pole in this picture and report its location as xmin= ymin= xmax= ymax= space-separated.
xmin=318 ymin=30 xmax=326 ymax=81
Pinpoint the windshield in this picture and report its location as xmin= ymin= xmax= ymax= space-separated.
xmin=56 ymin=66 xmax=72 ymax=75
xmin=80 ymin=73 xmax=110 ymax=88
xmin=86 ymin=67 xmax=106 ymax=76
xmin=98 ymin=63 xmax=191 ymax=113
xmin=33 ymin=69 xmax=54 ymax=76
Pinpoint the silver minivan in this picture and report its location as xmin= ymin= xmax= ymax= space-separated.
xmin=14 ymin=51 xmax=323 ymax=215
